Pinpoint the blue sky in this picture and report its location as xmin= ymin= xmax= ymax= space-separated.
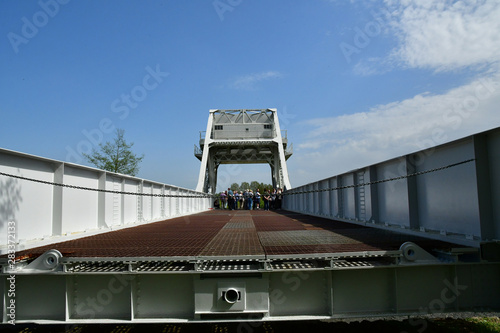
xmin=1 ymin=0 xmax=500 ymax=191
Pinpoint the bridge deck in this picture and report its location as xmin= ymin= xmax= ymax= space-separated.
xmin=14 ymin=210 xmax=459 ymax=260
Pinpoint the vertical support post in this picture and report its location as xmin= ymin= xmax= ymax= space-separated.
xmin=168 ymin=187 xmax=172 ymax=217
xmin=175 ymin=188 xmax=180 ymax=216
xmin=319 ymin=180 xmax=326 ymax=216
xmin=354 ymin=172 xmax=360 ymax=221
xmin=406 ymin=155 xmax=420 ymax=230
xmin=121 ymin=178 xmax=125 ymax=225
xmin=180 ymin=190 xmax=184 ymax=214
xmin=305 ymin=185 xmax=310 ymax=213
xmin=208 ymin=155 xmax=216 ymax=194
xmin=313 ymin=182 xmax=319 ymax=214
xmin=52 ymin=162 xmax=64 ymax=236
xmin=150 ymin=183 xmax=154 ymax=220
xmin=272 ymin=109 xmax=292 ymax=190
xmin=161 ymin=185 xmax=165 ymax=218
xmin=329 ymin=177 xmax=336 ymax=218
xmin=270 ymin=163 xmax=276 ymax=189
xmin=369 ymin=166 xmax=379 ymax=223
xmin=337 ymin=175 xmax=344 ymax=218
xmin=98 ymin=171 xmax=106 ymax=229
xmin=65 ymin=275 xmax=71 ymax=322
xmin=137 ymin=180 xmax=144 ymax=222
xmin=327 ymin=270 xmax=334 ymax=316
xmin=213 ymin=164 xmax=219 ymax=194
xmin=196 ymin=110 xmax=215 ymax=193
xmin=473 ymin=134 xmax=495 ymax=240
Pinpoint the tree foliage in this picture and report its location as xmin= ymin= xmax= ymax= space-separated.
xmin=83 ymin=129 xmax=144 ymax=176
xmin=228 ymin=181 xmax=273 ymax=192
xmin=250 ymin=181 xmax=261 ymax=191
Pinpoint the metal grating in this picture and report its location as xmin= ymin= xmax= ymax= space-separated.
xmin=264 ymin=243 xmax=385 ymax=256
xmin=8 ymin=210 xmax=463 ymax=261
xmin=252 ymin=215 xmax=306 ymax=232
xmin=332 ymin=260 xmax=383 ymax=269
xmin=258 ymin=230 xmax=362 ymax=246
xmin=199 ymin=230 xmax=264 ymax=256
xmin=135 ymin=261 xmax=192 ymax=272
xmin=269 ymin=260 xmax=329 ymax=270
xmin=198 ymin=261 xmax=261 ymax=271
xmin=222 ymin=220 xmax=255 ymax=229
xmin=67 ymin=261 xmax=129 ymax=273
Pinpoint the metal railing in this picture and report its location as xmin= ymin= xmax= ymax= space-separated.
xmin=199 ymin=129 xmax=289 ymax=141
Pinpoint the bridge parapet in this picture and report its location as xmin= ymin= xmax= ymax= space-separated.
xmin=284 ymin=127 xmax=500 ymax=254
xmin=0 ymin=148 xmax=211 ymax=253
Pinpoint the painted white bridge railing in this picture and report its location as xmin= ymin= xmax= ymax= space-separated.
xmin=283 ymin=127 xmax=500 ymax=248
xmin=0 ymin=148 xmax=211 ymax=252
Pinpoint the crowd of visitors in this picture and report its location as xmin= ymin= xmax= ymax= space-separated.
xmin=215 ymin=188 xmax=283 ymax=210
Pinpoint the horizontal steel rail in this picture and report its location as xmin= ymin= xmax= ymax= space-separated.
xmin=1 ymin=243 xmax=499 ymax=323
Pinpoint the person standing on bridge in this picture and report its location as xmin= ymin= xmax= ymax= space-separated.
xmin=247 ymin=189 xmax=254 ymax=210
xmin=276 ymin=188 xmax=282 ymax=210
xmin=220 ymin=191 xmax=227 ymax=209
xmin=263 ymin=189 xmax=270 ymax=211
xmin=227 ymin=188 xmax=234 ymax=210
xmin=242 ymin=189 xmax=248 ymax=209
xmin=254 ymin=189 xmax=261 ymax=210
xmin=240 ymin=191 xmax=245 ymax=209
xmin=270 ymin=189 xmax=277 ymax=209
xmin=234 ymin=191 xmax=240 ymax=209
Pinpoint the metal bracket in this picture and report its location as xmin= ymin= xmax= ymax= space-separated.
xmin=22 ymin=249 xmax=63 ymax=272
xmin=399 ymin=242 xmax=439 ymax=265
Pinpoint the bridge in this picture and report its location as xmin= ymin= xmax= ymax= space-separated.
xmin=0 ymin=109 xmax=499 ymax=324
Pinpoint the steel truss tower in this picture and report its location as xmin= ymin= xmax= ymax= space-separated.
xmin=195 ymin=109 xmax=292 ymax=193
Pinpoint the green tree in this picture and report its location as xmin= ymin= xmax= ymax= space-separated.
xmin=240 ymin=182 xmax=250 ymax=191
xmin=230 ymin=183 xmax=240 ymax=192
xmin=83 ymin=129 xmax=144 ymax=176
xmin=259 ymin=182 xmax=272 ymax=192
xmin=250 ymin=181 xmax=261 ymax=192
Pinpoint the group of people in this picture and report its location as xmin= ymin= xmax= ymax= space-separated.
xmin=215 ymin=188 xmax=283 ymax=210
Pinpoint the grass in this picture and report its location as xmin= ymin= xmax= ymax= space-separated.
xmin=433 ymin=317 xmax=500 ymax=333
xmin=2 ymin=317 xmax=500 ymax=332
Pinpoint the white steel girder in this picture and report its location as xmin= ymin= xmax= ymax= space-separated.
xmin=2 ymin=244 xmax=500 ymax=324
xmin=282 ymin=126 xmax=500 ymax=248
xmin=195 ymin=109 xmax=292 ymax=193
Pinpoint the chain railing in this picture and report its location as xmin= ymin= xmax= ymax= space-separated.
xmin=0 ymin=171 xmax=213 ymax=198
xmin=1 ymin=159 xmax=475 ymax=199
xmin=284 ymin=159 xmax=475 ymax=195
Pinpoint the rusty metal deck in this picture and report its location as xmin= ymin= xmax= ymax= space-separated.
xmin=12 ymin=210 xmax=459 ymax=260
xmin=4 ymin=210 xmax=498 ymax=325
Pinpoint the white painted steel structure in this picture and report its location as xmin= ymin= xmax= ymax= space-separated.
xmin=1 ymin=127 xmax=500 ymax=324
xmin=283 ymin=127 xmax=500 ymax=250
xmin=1 ymin=245 xmax=499 ymax=323
xmin=195 ymin=109 xmax=292 ymax=193
xmin=0 ymin=148 xmax=211 ymax=253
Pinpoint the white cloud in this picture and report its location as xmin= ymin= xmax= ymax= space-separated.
xmin=386 ymin=0 xmax=500 ymax=71
xmin=289 ymin=1 xmax=500 ymax=187
xmin=230 ymin=71 xmax=282 ymax=90
xmin=353 ymin=57 xmax=391 ymax=76
xmin=293 ymin=71 xmax=500 ymax=185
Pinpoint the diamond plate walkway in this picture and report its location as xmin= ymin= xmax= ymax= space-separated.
xmin=12 ymin=210 xmax=459 ymax=260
